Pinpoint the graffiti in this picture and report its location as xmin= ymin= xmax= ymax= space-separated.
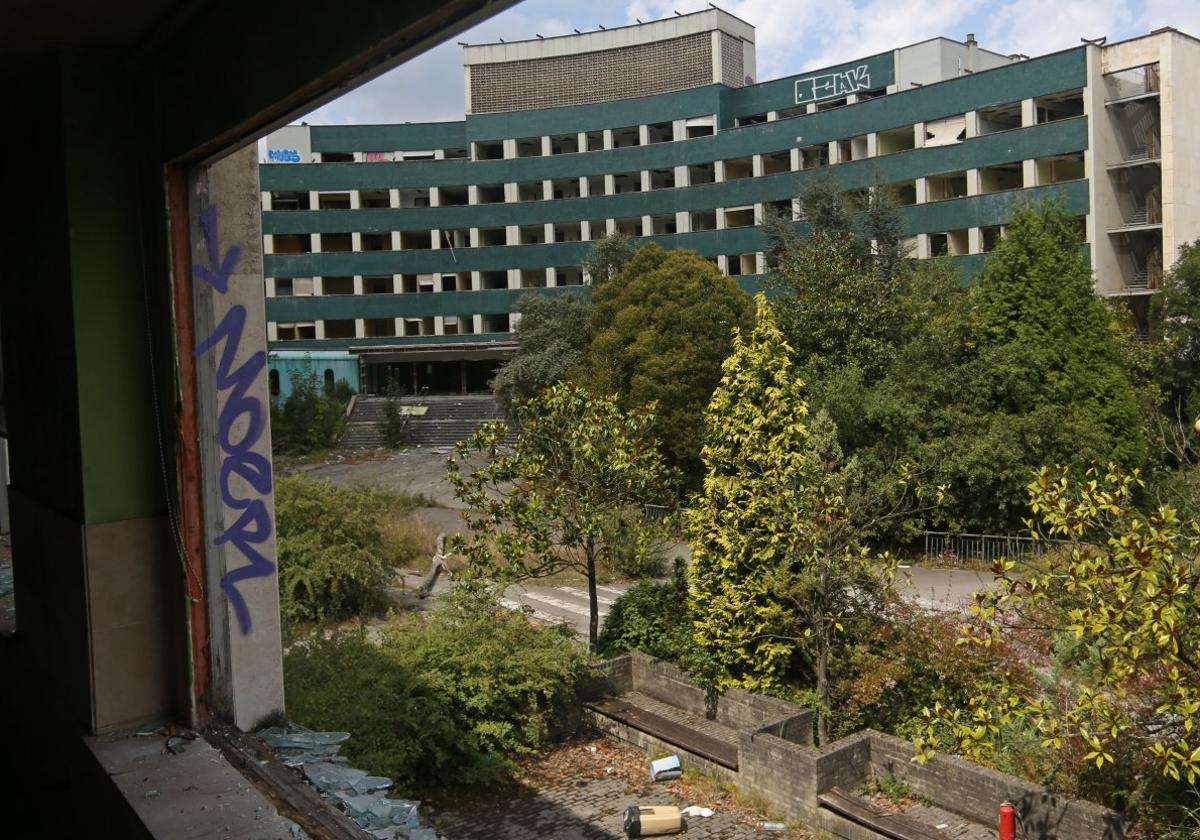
xmin=266 ymin=148 xmax=301 ymax=163
xmin=794 ymin=64 xmax=871 ymax=105
xmin=193 ymin=205 xmax=274 ymax=635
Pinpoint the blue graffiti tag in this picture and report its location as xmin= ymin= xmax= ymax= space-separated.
xmin=192 ymin=205 xmax=274 ymax=635
xmin=266 ymin=148 xmax=301 ymax=163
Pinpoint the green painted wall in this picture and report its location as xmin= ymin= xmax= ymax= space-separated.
xmin=62 ymin=57 xmax=162 ymax=525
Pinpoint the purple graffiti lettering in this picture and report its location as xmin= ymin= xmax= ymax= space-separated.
xmin=193 ymin=206 xmax=274 ymax=635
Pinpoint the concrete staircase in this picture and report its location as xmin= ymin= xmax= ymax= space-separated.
xmin=341 ymin=393 xmax=506 ymax=449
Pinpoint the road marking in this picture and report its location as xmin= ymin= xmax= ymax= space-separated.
xmin=557 ymin=586 xmax=617 ymax=606
xmin=596 ymin=584 xmax=628 ymax=598
xmin=499 ymin=598 xmax=566 ymax=625
xmin=522 ymin=590 xmax=610 ymax=620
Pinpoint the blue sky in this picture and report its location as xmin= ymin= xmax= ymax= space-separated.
xmin=300 ymin=0 xmax=1199 ymax=125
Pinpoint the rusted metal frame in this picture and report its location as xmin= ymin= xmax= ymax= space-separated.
xmin=167 ymin=163 xmax=211 ymax=728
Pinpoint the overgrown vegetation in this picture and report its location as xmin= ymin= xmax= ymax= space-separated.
xmin=275 ymin=474 xmax=431 ymax=631
xmin=492 ymin=292 xmax=593 ymax=416
xmin=271 ymin=367 xmax=353 ymax=455
xmin=284 ymin=587 xmax=587 ymax=793
xmin=448 ymin=382 xmax=677 ymax=650
xmin=597 ymin=559 xmax=704 ymax=667
xmin=380 ymin=378 xmax=409 ymax=447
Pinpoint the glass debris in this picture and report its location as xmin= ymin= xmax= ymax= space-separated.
xmin=259 ymin=724 xmax=443 ymax=839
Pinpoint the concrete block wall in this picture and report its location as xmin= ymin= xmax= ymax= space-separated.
xmin=588 ymin=655 xmax=1126 ymax=840
xmin=868 ymin=731 xmax=1124 ymax=839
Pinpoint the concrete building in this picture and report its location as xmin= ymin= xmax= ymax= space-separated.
xmin=260 ymin=10 xmax=1200 ymax=393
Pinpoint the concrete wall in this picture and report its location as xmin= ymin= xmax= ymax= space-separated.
xmin=590 ymin=655 xmax=1124 ymax=840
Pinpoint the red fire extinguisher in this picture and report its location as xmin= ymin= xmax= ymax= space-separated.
xmin=998 ymin=802 xmax=1016 ymax=840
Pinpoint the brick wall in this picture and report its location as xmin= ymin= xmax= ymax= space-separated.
xmin=468 ymin=32 xmax=714 ymax=114
xmin=720 ymin=32 xmax=745 ymax=86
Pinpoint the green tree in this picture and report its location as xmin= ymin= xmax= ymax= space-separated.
xmin=687 ymin=297 xmax=901 ymax=743
xmin=916 ymin=464 xmax=1200 ymax=788
xmin=270 ymin=367 xmax=352 ymax=454
xmin=446 ymin=382 xmax=676 ymax=651
xmin=491 ymin=292 xmax=592 ymax=416
xmin=581 ymin=230 xmax=635 ymax=286
xmin=583 ymin=244 xmax=753 ymax=482
xmin=924 ymin=201 xmax=1150 ymax=531
xmin=380 ymin=377 xmax=410 ymax=447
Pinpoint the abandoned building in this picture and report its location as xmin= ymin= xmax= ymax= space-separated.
xmin=260 ymin=10 xmax=1200 ymax=394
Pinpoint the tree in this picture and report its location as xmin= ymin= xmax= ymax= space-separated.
xmin=270 ymin=367 xmax=351 ymax=454
xmin=916 ymin=464 xmax=1200 ymax=788
xmin=923 ymin=200 xmax=1150 ymax=531
xmin=446 ymin=382 xmax=676 ymax=651
xmin=491 ymin=292 xmax=592 ymax=416
xmin=687 ymin=297 xmax=901 ymax=744
xmin=583 ymin=244 xmax=753 ymax=483
xmin=581 ymin=231 xmax=635 ymax=286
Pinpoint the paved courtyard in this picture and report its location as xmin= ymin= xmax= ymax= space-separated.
xmin=427 ymin=735 xmax=803 ymax=840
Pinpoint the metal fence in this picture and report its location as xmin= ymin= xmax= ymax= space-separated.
xmin=923 ymin=531 xmax=1064 ymax=565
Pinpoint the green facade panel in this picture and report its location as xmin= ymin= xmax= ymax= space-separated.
xmin=262 ymin=118 xmax=1087 ymax=234
xmin=311 ymin=121 xmax=467 ymax=152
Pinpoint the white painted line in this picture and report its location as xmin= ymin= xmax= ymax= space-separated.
xmin=557 ymin=586 xmax=617 ymax=606
xmin=499 ymin=598 xmax=565 ymax=625
xmin=522 ymin=590 xmax=609 ymax=620
xmin=596 ymin=584 xmax=628 ymax=598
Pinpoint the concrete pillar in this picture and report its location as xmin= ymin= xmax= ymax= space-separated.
xmin=752 ymin=155 xmax=764 ymax=177
xmin=188 ymin=145 xmax=285 ymax=731
xmin=470 ymin=269 xmax=482 ymax=290
xmin=915 ymin=178 xmax=929 ymax=204
xmin=1021 ymin=98 xmax=1036 ymax=127
xmin=638 ymin=125 xmax=650 ymax=146
xmin=642 ymin=214 xmax=653 ymax=236
xmin=349 ymin=191 xmax=361 ymax=210
xmin=264 ymin=277 xmax=276 ymax=297
xmin=790 ymin=148 xmax=801 ymax=171
xmin=966 ymin=169 xmax=981 ymax=197
xmin=604 ymin=174 xmax=615 ymax=195
xmin=545 ymin=267 xmax=556 ymax=287
xmin=541 ymin=136 xmax=552 ymax=156
xmin=429 ymin=187 xmax=440 ymax=207
xmin=641 ymin=170 xmax=651 ymax=191
xmin=314 ymin=321 xmax=326 ymax=339
xmin=675 ymin=211 xmax=690 ymax=233
xmin=266 ymin=322 xmax=278 ymax=341
xmin=351 ymin=232 xmax=362 ymax=251
xmin=715 ymin=160 xmax=726 ymax=182
xmin=312 ymin=277 xmax=324 ymax=295
xmin=672 ymin=119 xmax=686 ymax=141
xmin=391 ymin=231 xmax=402 ymax=251
xmin=913 ymin=123 xmax=926 ymax=149
xmin=1023 ymin=159 xmax=1037 ymax=187
xmin=915 ymin=233 xmax=930 ymax=259
xmin=968 ymin=227 xmax=983 ymax=254
xmin=544 ymin=222 xmax=555 ymax=243
xmin=577 ymin=131 xmax=588 ymax=153
xmin=603 ymin=129 xmax=614 ymax=150
xmin=352 ymin=276 xmax=364 ymax=295
xmin=355 ymin=318 xmax=365 ymax=338
xmin=866 ymin=134 xmax=879 ymax=157
xmin=965 ymin=110 xmax=979 ymax=139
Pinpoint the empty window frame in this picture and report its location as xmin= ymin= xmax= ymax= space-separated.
xmin=360 ymin=232 xmax=391 ymax=251
xmin=359 ymin=189 xmax=390 ymax=208
xmin=584 ymin=130 xmax=605 ymax=151
xmin=519 ymin=268 xmax=547 ymax=288
xmin=476 ymin=184 xmax=505 ymax=204
xmin=363 ymin=318 xmax=396 ymax=338
xmin=979 ymin=162 xmax=1023 ymax=193
xmin=270 ymin=191 xmax=309 ymax=210
xmin=646 ymin=121 xmax=673 ymax=143
xmin=924 ymin=115 xmax=967 ymax=147
xmin=799 ymin=144 xmax=829 ymax=170
xmin=443 ymin=147 xmax=469 ymax=159
xmin=556 ymin=267 xmax=584 ymax=286
xmin=480 ymin=270 xmax=508 ymax=290
xmin=324 ymin=319 xmax=357 ymax=339
xmin=722 ymin=157 xmax=753 ymax=181
xmin=1104 ymin=64 xmax=1160 ymax=101
xmin=762 ymin=151 xmax=790 ymax=175
xmin=724 ymin=207 xmax=755 ymax=228
xmin=550 ymin=134 xmax=578 ymax=154
xmin=612 ymin=172 xmax=642 ymax=194
xmin=518 ymin=224 xmax=545 ymax=245
xmin=815 ymin=97 xmax=847 ymax=112
xmin=440 ymin=186 xmax=469 ymax=206
xmin=399 ymin=231 xmax=432 ymax=250
xmin=649 ymin=214 xmax=676 ymax=235
xmin=273 ymin=277 xmax=294 ymax=296
xmin=396 ymin=188 xmax=430 ymax=208
xmin=319 ymin=233 xmax=353 ymax=252
xmin=688 ymin=162 xmax=716 ymax=185
xmin=775 ymin=104 xmax=807 ymax=120
xmin=441 ymin=272 xmax=470 ymax=292
xmin=363 ymin=275 xmax=394 ymax=294
xmin=585 ymin=220 xmax=608 ymax=240
xmin=1035 ymin=90 xmax=1084 ymax=123
xmin=877 ymin=126 xmax=916 ymax=155
xmin=612 ymin=126 xmax=640 ymax=148
xmin=1036 ymin=153 xmax=1085 ymax=184
xmin=640 ymin=169 xmax=671 ymax=191
xmin=516 ymin=181 xmax=544 ymax=202
xmin=478 ymin=227 xmax=507 ymax=247
xmin=551 ymin=178 xmax=581 ymax=199
xmin=977 ymin=102 xmax=1022 ymax=135
xmin=691 ymin=209 xmax=717 ymax=231
xmin=441 ymin=229 xmax=470 ymax=249
xmin=726 ymin=253 xmax=758 ymax=276
xmin=929 ymin=229 xmax=969 ymax=257
xmin=272 ymin=234 xmax=311 ymax=254
xmin=320 ymin=152 xmax=354 ymax=163
xmin=322 ymin=276 xmax=354 ymax=295
xmin=586 ymin=174 xmax=607 ymax=197
xmin=552 ymin=221 xmax=582 ymax=242
xmin=318 ymin=192 xmax=352 ymax=210
xmin=613 ymin=217 xmax=642 ymax=237
xmin=980 ymin=225 xmax=1004 ymax=252
xmin=736 ymin=113 xmax=767 ymax=127
xmin=515 ymin=136 xmax=542 ymax=158
xmin=926 ymin=172 xmax=968 ymax=202
xmin=685 ymin=117 xmax=715 ymax=138
xmin=889 ymin=181 xmax=918 ymax=206
xmin=474 ymin=141 xmax=503 ymax=160
xmin=481 ymin=313 xmax=510 ymax=333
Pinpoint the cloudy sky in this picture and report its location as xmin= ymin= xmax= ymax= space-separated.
xmin=300 ymin=0 xmax=1200 ymax=125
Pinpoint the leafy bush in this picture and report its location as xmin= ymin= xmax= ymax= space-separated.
xmin=284 ymin=588 xmax=588 ymax=792
xmin=283 ymin=628 xmax=476 ymax=791
xmin=271 ymin=368 xmax=352 ymax=455
xmin=598 ymin=560 xmax=704 ymax=667
xmin=275 ymin=475 xmax=425 ymax=628
xmin=382 ymin=587 xmax=587 ymax=759
xmin=380 ymin=379 xmax=409 ymax=448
